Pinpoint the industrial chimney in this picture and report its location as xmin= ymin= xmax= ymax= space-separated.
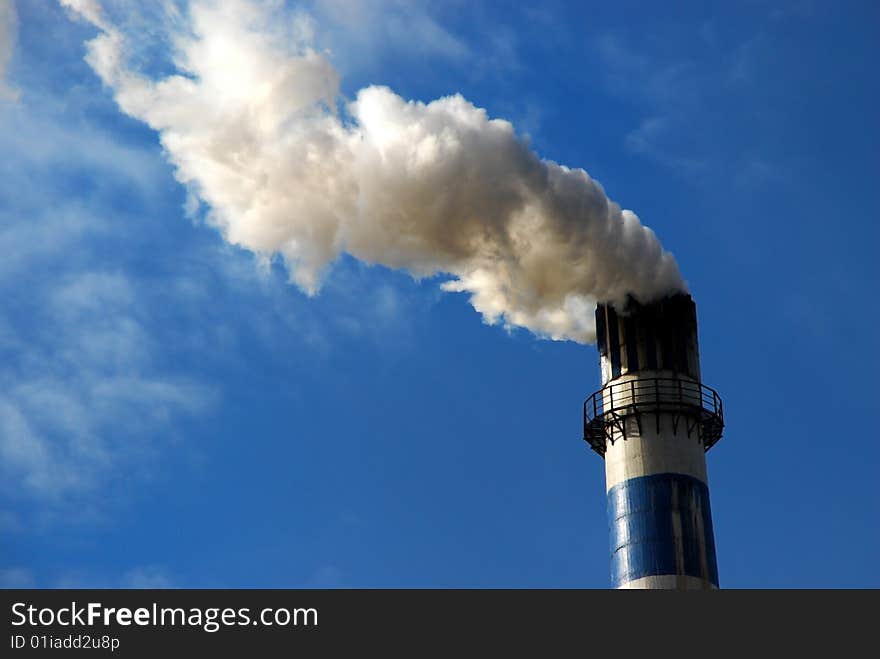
xmin=583 ymin=294 xmax=724 ymax=589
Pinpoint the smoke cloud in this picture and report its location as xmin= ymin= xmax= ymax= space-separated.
xmin=62 ymin=0 xmax=686 ymax=343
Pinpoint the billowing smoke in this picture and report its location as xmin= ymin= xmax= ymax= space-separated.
xmin=61 ymin=0 xmax=685 ymax=343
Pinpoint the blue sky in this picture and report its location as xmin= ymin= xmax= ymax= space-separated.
xmin=0 ymin=0 xmax=877 ymax=588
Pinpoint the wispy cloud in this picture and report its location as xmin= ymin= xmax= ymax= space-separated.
xmin=0 ymin=265 xmax=216 ymax=502
xmin=0 ymin=0 xmax=18 ymax=96
xmin=595 ymin=33 xmax=696 ymax=105
xmin=121 ymin=565 xmax=174 ymax=589
xmin=293 ymin=0 xmax=527 ymax=86
xmin=595 ymin=25 xmax=781 ymax=180
xmin=312 ymin=0 xmax=470 ymax=66
xmin=734 ymin=155 xmax=786 ymax=189
xmin=0 ymin=567 xmax=36 ymax=588
xmin=0 ymin=5 xmax=425 ymax=514
xmin=624 ymin=116 xmax=707 ymax=175
xmin=306 ymin=564 xmax=344 ymax=588
xmin=595 ymin=32 xmax=707 ymax=171
xmin=0 ymin=51 xmax=215 ymax=508
xmin=0 ymin=564 xmax=173 ymax=588
xmin=0 ymin=0 xmax=19 ymax=100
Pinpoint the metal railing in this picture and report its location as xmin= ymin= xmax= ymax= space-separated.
xmin=583 ymin=377 xmax=724 ymax=457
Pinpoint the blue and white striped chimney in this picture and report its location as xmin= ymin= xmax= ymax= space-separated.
xmin=584 ymin=294 xmax=724 ymax=589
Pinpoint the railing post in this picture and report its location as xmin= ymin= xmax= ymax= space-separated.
xmin=584 ymin=399 xmax=588 ymax=437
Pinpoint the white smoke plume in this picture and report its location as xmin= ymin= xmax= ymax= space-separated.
xmin=61 ymin=0 xmax=686 ymax=343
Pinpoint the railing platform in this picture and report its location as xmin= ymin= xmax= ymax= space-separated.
xmin=583 ymin=377 xmax=724 ymax=457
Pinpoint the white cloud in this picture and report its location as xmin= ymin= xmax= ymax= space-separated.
xmin=121 ymin=565 xmax=174 ymax=588
xmin=0 ymin=16 xmax=223 ymax=504
xmin=312 ymin=0 xmax=470 ymax=66
xmin=4 ymin=565 xmax=174 ymax=588
xmin=59 ymin=0 xmax=109 ymax=30
xmin=624 ymin=116 xmax=667 ymax=155
xmin=0 ymin=207 xmax=98 ymax=281
xmin=595 ymin=27 xmax=780 ymax=179
xmin=0 ymin=0 xmax=434 ymax=522
xmin=0 ymin=98 xmax=167 ymax=200
xmin=0 ymin=0 xmax=19 ymax=100
xmin=306 ymin=564 xmax=343 ymax=587
xmin=624 ymin=116 xmax=707 ymax=175
xmin=0 ymin=103 xmax=215 ymax=506
xmin=0 ymin=265 xmax=215 ymax=501
xmin=0 ymin=66 xmax=412 ymax=512
xmin=0 ymin=567 xmax=36 ymax=588
xmin=0 ymin=401 xmax=76 ymax=497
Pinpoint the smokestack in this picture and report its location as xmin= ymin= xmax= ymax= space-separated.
xmin=584 ymin=294 xmax=724 ymax=589
xmin=63 ymin=3 xmax=723 ymax=586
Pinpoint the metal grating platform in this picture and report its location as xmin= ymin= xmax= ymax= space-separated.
xmin=583 ymin=377 xmax=724 ymax=457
